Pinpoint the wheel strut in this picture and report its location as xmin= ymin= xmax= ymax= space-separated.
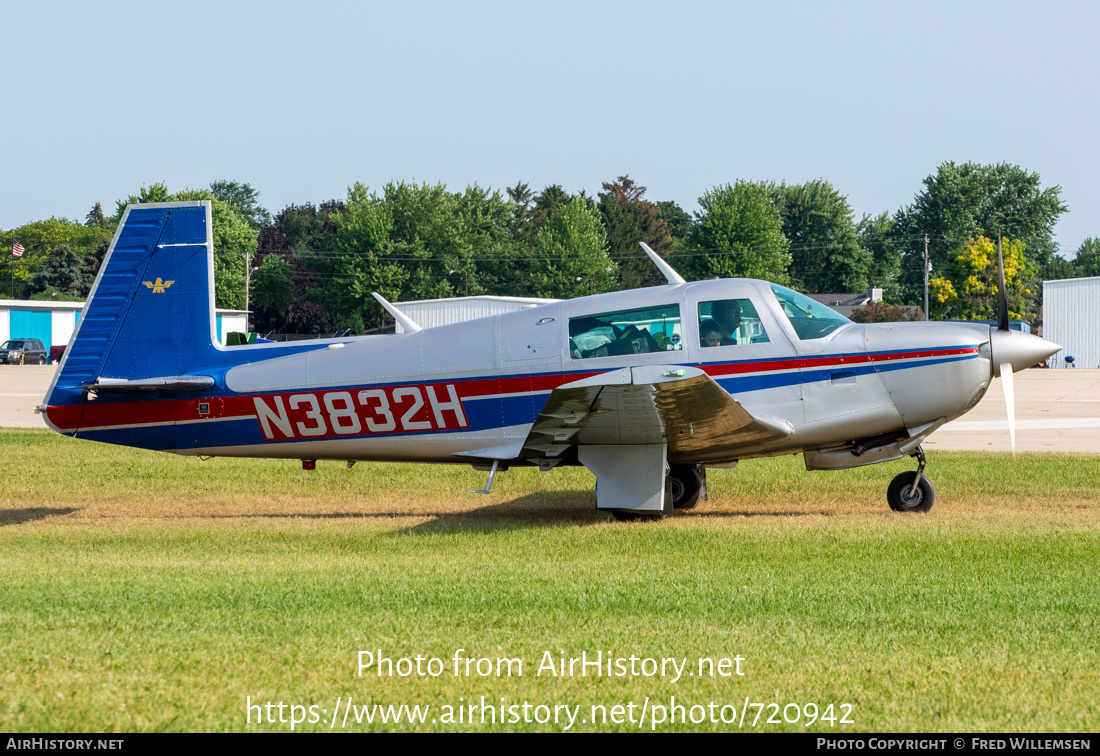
xmin=905 ymin=446 xmax=927 ymax=503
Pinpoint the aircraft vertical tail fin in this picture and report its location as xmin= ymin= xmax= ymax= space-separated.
xmin=53 ymin=201 xmax=217 ymax=390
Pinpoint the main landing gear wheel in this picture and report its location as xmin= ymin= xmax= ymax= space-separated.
xmin=886 ymin=446 xmax=935 ymax=512
xmin=669 ymin=465 xmax=705 ymax=510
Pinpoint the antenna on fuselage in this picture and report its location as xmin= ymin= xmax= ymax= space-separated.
xmin=639 ymin=242 xmax=686 ymax=285
xmin=372 ymin=292 xmax=422 ymax=333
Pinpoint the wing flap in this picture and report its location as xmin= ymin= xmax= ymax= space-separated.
xmin=519 ymin=366 xmax=793 ymax=465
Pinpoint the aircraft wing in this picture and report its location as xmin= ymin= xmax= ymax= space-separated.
xmin=515 ymin=365 xmax=794 ymax=467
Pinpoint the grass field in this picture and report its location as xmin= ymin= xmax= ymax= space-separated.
xmin=1 ymin=427 xmax=1098 ymax=732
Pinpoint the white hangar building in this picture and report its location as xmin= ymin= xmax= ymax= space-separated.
xmin=392 ymin=295 xmax=559 ymax=333
xmin=1042 ymin=277 xmax=1100 ymax=369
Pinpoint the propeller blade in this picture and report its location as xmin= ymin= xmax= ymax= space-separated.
xmin=1000 ymin=361 xmax=1016 ymax=462
xmin=997 ymin=235 xmax=1010 ymax=332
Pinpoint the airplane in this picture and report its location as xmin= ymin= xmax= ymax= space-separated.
xmin=40 ymin=201 xmax=1060 ymax=520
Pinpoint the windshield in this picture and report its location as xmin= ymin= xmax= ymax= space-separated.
xmin=770 ymin=284 xmax=851 ymax=340
xmin=1 ymin=341 xmax=25 ymax=349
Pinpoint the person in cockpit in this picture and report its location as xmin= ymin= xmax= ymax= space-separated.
xmin=700 ymin=319 xmax=723 ymax=348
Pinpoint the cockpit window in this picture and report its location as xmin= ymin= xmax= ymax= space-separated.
xmin=770 ymin=284 xmax=852 ymax=340
xmin=698 ymin=299 xmax=770 ymax=347
xmin=569 ymin=304 xmax=682 ymax=359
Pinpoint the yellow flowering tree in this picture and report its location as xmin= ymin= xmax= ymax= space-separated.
xmin=929 ymin=236 xmax=1036 ymax=322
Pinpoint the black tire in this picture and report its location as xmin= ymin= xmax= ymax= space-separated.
xmin=669 ymin=465 xmax=705 ymax=509
xmin=887 ymin=472 xmax=936 ymax=513
xmin=610 ymin=509 xmax=666 ymax=522
xmin=37 ymin=355 xmax=46 ymax=365
xmin=608 ymin=476 xmax=673 ymax=522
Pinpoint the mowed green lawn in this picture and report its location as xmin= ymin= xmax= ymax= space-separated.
xmin=1 ymin=428 xmax=1098 ymax=732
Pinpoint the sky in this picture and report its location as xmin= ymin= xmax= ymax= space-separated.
xmin=3 ymin=0 xmax=1097 ymax=256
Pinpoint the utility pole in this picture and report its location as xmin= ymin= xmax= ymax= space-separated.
xmin=922 ymin=234 xmax=930 ymax=321
xmin=449 ymin=269 xmax=469 ymax=297
xmin=244 ymin=255 xmax=259 ymax=333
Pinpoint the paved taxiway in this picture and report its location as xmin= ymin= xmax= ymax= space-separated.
xmin=1 ymin=365 xmax=1096 ymax=453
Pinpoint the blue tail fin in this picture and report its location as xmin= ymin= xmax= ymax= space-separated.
xmin=54 ymin=201 xmax=218 ymax=390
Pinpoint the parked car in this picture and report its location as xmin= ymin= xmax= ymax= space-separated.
xmin=49 ymin=345 xmax=67 ymax=364
xmin=0 ymin=338 xmax=49 ymax=365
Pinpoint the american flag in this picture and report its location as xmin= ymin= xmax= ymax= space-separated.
xmin=11 ymin=241 xmax=24 ymax=258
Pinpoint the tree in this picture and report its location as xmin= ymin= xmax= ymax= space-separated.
xmin=85 ymin=203 xmax=109 ymax=229
xmin=529 ymin=196 xmax=615 ymax=299
xmin=656 ymin=200 xmax=693 ymax=246
xmin=25 ymin=244 xmax=92 ymax=298
xmin=1074 ymin=237 xmax=1100 ymax=278
xmin=506 ymin=182 xmax=536 ymax=247
xmin=678 ymin=182 xmax=791 ymax=284
xmin=4 ymin=217 xmax=108 ymax=293
xmin=527 ymin=185 xmax=571 ymax=245
xmin=252 ymin=202 xmax=339 ymax=335
xmin=857 ymin=212 xmax=903 ymax=300
xmin=770 ymin=180 xmax=868 ymax=294
xmin=313 ymin=182 xmax=404 ymax=332
xmin=894 ymin=162 xmax=1066 ymax=303
xmin=927 ymin=236 xmax=1036 ymax=322
xmin=848 ymin=301 xmax=923 ymax=323
xmin=114 ymin=183 xmax=170 ymax=220
xmin=84 ymin=236 xmax=111 ymax=287
xmin=209 ymin=180 xmax=273 ymax=230
xmin=458 ymin=184 xmax=520 ymax=297
xmin=381 ymin=180 xmax=468 ymax=305
xmin=597 ymin=175 xmax=672 ymax=290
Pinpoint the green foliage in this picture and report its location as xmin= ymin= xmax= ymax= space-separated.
xmin=857 ymin=212 xmax=903 ymax=300
xmin=506 ymin=182 xmax=537 ymax=247
xmin=249 ymin=256 xmax=296 ymax=317
xmin=457 ymin=184 xmax=519 ymax=297
xmin=114 ymin=182 xmax=170 ymax=220
xmin=527 ymin=185 xmax=572 ymax=246
xmin=27 ymin=287 xmax=84 ymax=302
xmin=209 ymin=180 xmax=272 ymax=230
xmin=597 ymin=176 xmax=672 ymax=290
xmin=895 ymin=162 xmax=1066 ymax=303
xmin=656 ymin=200 xmax=693 ymax=246
xmin=1042 ymin=255 xmax=1076 ymax=282
xmin=529 ymin=196 xmax=615 ymax=299
xmin=679 ymin=182 xmax=791 ymax=284
xmin=84 ymin=202 xmax=109 ymax=229
xmin=929 ymin=236 xmax=1035 ymax=322
xmin=771 ymin=180 xmax=868 ymax=294
xmin=848 ymin=300 xmax=923 ymax=323
xmin=1074 ymin=237 xmax=1100 ymax=278
xmin=3 ymin=218 xmax=109 ymax=292
xmin=24 ymin=244 xmax=92 ymax=298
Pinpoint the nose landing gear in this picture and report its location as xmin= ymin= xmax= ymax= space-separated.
xmin=887 ymin=446 xmax=936 ymax=512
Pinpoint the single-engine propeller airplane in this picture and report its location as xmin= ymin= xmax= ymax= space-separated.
xmin=41 ymin=201 xmax=1060 ymax=520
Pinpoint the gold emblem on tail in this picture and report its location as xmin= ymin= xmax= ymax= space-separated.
xmin=142 ymin=278 xmax=175 ymax=294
